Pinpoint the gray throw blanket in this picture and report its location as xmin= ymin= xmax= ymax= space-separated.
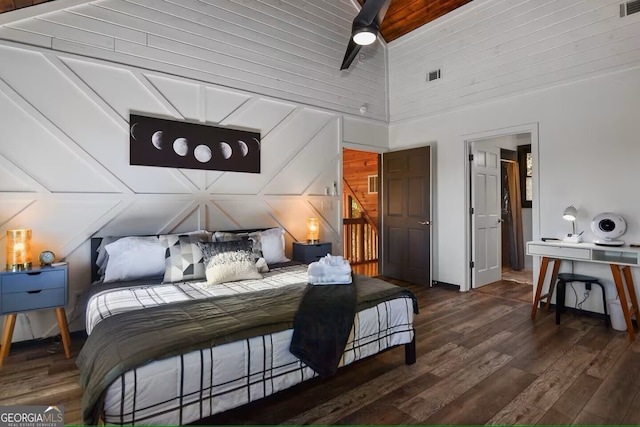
xmin=77 ymin=275 xmax=417 ymax=425
xmin=290 ymin=283 xmax=357 ymax=377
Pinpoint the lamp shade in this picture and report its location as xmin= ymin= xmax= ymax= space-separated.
xmin=563 ymin=205 xmax=577 ymax=221
xmin=6 ymin=228 xmax=32 ymax=271
xmin=307 ymin=217 xmax=320 ymax=244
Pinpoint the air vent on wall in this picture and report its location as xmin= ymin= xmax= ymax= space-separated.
xmin=620 ymin=0 xmax=640 ymax=17
xmin=427 ymin=69 xmax=441 ymax=82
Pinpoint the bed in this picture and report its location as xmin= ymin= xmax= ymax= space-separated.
xmin=77 ymin=230 xmax=417 ymax=425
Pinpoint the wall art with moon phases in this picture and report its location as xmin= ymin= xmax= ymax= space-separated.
xmin=129 ymin=114 xmax=260 ymax=173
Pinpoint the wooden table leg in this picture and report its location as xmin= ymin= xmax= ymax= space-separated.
xmin=545 ymin=259 xmax=561 ymax=312
xmin=532 ymin=257 xmax=550 ymax=319
xmin=622 ymin=265 xmax=640 ymax=322
xmin=610 ymin=264 xmax=636 ymax=342
xmin=0 ymin=314 xmax=17 ymax=368
xmin=532 ymin=257 xmax=561 ymax=319
xmin=55 ymin=308 xmax=71 ymax=358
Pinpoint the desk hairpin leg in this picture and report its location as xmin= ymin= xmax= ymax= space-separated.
xmin=531 ymin=256 xmax=561 ymax=319
xmin=610 ymin=264 xmax=640 ymax=342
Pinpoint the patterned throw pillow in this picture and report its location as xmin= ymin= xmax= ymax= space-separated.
xmin=159 ymin=233 xmax=211 ymax=283
xmin=197 ymin=241 xmax=263 ymax=285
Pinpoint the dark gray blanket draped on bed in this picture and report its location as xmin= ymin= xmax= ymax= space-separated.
xmin=290 ymin=283 xmax=357 ymax=377
xmin=77 ymin=275 xmax=418 ymax=425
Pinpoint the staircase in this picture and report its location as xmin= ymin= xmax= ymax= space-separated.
xmin=342 ymin=179 xmax=378 ymax=264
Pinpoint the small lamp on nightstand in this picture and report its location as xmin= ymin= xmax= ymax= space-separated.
xmin=307 ymin=217 xmax=320 ymax=244
xmin=6 ymin=228 xmax=32 ymax=271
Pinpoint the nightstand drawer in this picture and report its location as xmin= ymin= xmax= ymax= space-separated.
xmin=293 ymin=242 xmax=332 ymax=264
xmin=1 ymin=269 xmax=65 ymax=294
xmin=1 ymin=287 xmax=66 ymax=313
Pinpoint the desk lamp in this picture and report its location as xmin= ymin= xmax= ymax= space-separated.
xmin=562 ymin=206 xmax=582 ymax=243
xmin=562 ymin=205 xmax=577 ymax=235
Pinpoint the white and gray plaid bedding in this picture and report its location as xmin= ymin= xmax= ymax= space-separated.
xmin=85 ymin=265 xmax=415 ymax=425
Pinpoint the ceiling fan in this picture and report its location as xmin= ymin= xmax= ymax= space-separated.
xmin=340 ymin=0 xmax=391 ymax=70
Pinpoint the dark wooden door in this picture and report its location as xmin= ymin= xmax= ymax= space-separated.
xmin=382 ymin=146 xmax=431 ymax=285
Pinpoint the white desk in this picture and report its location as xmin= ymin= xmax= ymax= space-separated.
xmin=527 ymin=241 xmax=640 ymax=341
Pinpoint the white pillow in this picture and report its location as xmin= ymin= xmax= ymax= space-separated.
xmin=259 ymin=228 xmax=290 ymax=264
xmin=95 ymin=236 xmax=120 ymax=279
xmin=103 ymin=236 xmax=166 ymax=282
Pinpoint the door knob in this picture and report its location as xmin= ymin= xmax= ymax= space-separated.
xmin=418 ymin=221 xmax=431 ymax=225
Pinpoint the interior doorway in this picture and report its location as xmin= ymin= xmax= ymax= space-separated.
xmin=468 ymin=133 xmax=534 ymax=289
xmin=342 ymin=148 xmax=380 ymax=276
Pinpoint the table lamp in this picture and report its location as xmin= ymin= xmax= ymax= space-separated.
xmin=562 ymin=205 xmax=577 ymax=235
xmin=6 ymin=228 xmax=32 ymax=271
xmin=307 ymin=217 xmax=319 ymax=244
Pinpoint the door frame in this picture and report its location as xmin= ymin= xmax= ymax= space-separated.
xmin=463 ymin=123 xmax=540 ymax=292
xmin=342 ymin=142 xmax=388 ymax=268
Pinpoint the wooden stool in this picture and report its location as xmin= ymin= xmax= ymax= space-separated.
xmin=555 ymin=273 xmax=607 ymax=326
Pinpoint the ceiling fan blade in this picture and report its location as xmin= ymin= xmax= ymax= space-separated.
xmin=340 ymin=38 xmax=362 ymax=70
xmin=353 ymin=0 xmax=391 ymax=29
xmin=340 ymin=0 xmax=391 ymax=70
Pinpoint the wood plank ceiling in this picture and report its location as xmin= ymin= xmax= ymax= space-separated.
xmin=0 ymin=0 xmax=473 ymax=42
xmin=375 ymin=0 xmax=474 ymax=43
xmin=0 ymin=0 xmax=51 ymax=14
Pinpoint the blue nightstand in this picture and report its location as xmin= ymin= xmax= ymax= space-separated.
xmin=0 ymin=264 xmax=70 ymax=367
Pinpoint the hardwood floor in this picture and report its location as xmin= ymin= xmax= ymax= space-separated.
xmin=1 ymin=278 xmax=638 ymax=425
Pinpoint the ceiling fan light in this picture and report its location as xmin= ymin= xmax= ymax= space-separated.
xmin=352 ymin=27 xmax=377 ymax=45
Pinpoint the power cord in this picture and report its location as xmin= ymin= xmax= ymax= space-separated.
xmin=577 ymin=289 xmax=590 ymax=311
xmin=569 ymin=282 xmax=591 ymax=311
xmin=570 ymin=282 xmax=578 ymax=309
xmin=22 ymin=313 xmax=36 ymax=340
xmin=569 ymin=282 xmax=601 ymax=326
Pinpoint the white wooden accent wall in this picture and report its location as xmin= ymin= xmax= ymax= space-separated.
xmin=388 ymin=0 xmax=640 ymax=123
xmin=0 ymin=41 xmax=350 ymax=341
xmin=0 ymin=0 xmax=391 ymax=342
xmin=0 ymin=0 xmax=387 ymax=121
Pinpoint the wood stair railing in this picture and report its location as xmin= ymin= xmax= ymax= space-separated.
xmin=342 ymin=179 xmax=378 ymax=264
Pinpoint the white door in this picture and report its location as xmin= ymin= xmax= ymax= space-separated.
xmin=472 ymin=142 xmax=501 ymax=288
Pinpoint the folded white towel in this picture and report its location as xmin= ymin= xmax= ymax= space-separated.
xmin=308 ymin=273 xmax=352 ymax=285
xmin=308 ymin=254 xmax=352 ymax=277
xmin=319 ymin=254 xmax=346 ymax=267
xmin=307 ymin=262 xmax=351 ymax=277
